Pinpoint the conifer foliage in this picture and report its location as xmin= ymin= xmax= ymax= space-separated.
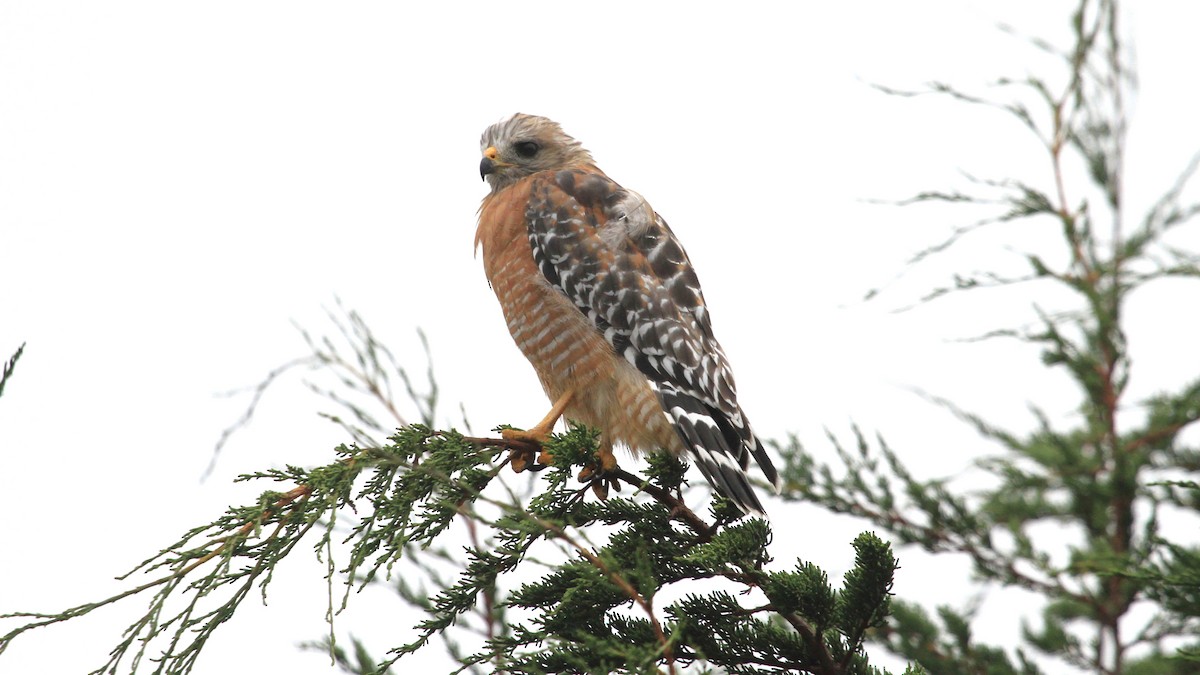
xmin=781 ymin=0 xmax=1200 ymax=672
xmin=1 ymin=418 xmax=910 ymax=674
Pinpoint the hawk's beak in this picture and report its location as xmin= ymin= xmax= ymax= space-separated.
xmin=480 ymin=145 xmax=510 ymax=180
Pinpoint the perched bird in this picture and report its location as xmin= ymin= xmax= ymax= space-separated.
xmin=475 ymin=113 xmax=780 ymax=515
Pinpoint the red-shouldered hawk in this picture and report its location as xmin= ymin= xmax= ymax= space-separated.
xmin=476 ymin=113 xmax=779 ymax=515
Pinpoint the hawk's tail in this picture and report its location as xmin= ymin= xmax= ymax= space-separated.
xmin=657 ymin=382 xmax=779 ymax=517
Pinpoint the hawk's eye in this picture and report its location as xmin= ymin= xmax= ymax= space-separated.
xmin=514 ymin=141 xmax=540 ymax=158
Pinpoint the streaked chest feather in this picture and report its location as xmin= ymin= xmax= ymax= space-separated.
xmin=477 ymin=178 xmax=616 ymax=388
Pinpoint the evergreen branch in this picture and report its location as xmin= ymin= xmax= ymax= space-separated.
xmin=782 ymin=426 xmax=1097 ymax=603
xmin=609 ymin=466 xmax=715 ymax=540
xmin=777 ymin=610 xmax=838 ymax=675
xmin=3 ymin=424 xmax=902 ymax=674
xmin=209 ymin=355 xmax=312 ymax=477
xmin=0 ymin=482 xmax=317 ymax=670
xmin=526 ymin=510 xmax=677 ymax=673
xmin=210 ymin=301 xmax=444 ymax=479
xmin=461 ymin=512 xmax=499 ymax=648
xmin=1126 ymin=151 xmax=1200 ymax=259
xmin=824 ymin=1 xmax=1200 ymax=670
xmin=0 ymin=342 xmax=25 ymax=400
xmin=462 ymin=434 xmax=716 ymax=540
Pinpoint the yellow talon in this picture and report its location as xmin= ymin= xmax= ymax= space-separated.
xmin=504 ymin=428 xmax=553 ymax=473
xmin=504 ymin=388 xmax=576 ymax=474
xmin=577 ymin=443 xmax=619 ymax=483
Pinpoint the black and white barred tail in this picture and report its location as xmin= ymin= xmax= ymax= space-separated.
xmin=655 ymin=381 xmax=780 ymax=516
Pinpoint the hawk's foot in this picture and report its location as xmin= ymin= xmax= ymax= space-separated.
xmin=577 ymin=444 xmax=620 ymax=499
xmin=504 ymin=427 xmax=555 ymax=473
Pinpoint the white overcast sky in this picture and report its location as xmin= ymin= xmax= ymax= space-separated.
xmin=2 ymin=2 xmax=1199 ymax=673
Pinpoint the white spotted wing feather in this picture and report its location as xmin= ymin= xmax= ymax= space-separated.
xmin=524 ymin=169 xmax=780 ymax=514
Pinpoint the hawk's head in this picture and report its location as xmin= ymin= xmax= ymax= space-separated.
xmin=479 ymin=114 xmax=595 ymax=191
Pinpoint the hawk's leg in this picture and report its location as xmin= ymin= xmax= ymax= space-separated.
xmin=504 ymin=387 xmax=575 ymax=472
